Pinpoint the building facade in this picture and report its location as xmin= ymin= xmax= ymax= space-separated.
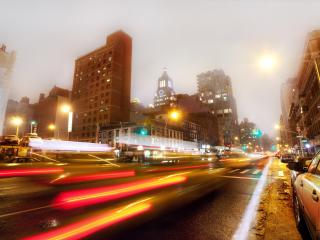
xmin=0 ymin=44 xmax=16 ymax=135
xmin=98 ymin=120 xmax=187 ymax=151
xmin=3 ymin=97 xmax=33 ymax=137
xmin=176 ymin=94 xmax=219 ymax=146
xmin=287 ymin=30 xmax=320 ymax=152
xmin=280 ymin=78 xmax=296 ymax=146
xmin=32 ymin=86 xmax=71 ymax=140
xmin=71 ymin=31 xmax=132 ymax=142
xmin=153 ymin=70 xmax=176 ymax=109
xmin=197 ymin=69 xmax=238 ymax=146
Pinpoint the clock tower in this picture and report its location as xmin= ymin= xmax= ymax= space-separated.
xmin=153 ymin=69 xmax=176 ymax=108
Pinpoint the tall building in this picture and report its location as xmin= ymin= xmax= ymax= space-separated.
xmin=153 ymin=70 xmax=176 ymax=109
xmin=197 ymin=69 xmax=238 ymax=146
xmin=71 ymin=31 xmax=132 ymax=142
xmin=0 ymin=44 xmax=16 ymax=135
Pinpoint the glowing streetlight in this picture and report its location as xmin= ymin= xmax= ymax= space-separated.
xmin=164 ymin=110 xmax=182 ymax=138
xmin=276 ymin=137 xmax=280 ymax=141
xmin=30 ymin=120 xmax=36 ymax=133
xmin=168 ymin=110 xmax=181 ymax=121
xmin=274 ymin=124 xmax=281 ymax=130
xmin=11 ymin=116 xmax=23 ymax=136
xmin=61 ymin=104 xmax=71 ymax=113
xmin=234 ymin=136 xmax=239 ymax=141
xmin=48 ymin=124 xmax=56 ymax=131
xmin=259 ymin=54 xmax=277 ymax=71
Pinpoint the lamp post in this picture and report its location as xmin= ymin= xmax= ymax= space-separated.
xmin=48 ymin=124 xmax=56 ymax=138
xmin=164 ymin=110 xmax=182 ymax=138
xmin=11 ymin=116 xmax=23 ymax=137
xmin=30 ymin=120 xmax=36 ymax=133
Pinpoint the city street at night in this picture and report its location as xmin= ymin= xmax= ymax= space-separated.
xmin=2 ymin=1 xmax=320 ymax=239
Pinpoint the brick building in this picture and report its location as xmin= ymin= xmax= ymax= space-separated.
xmin=71 ymin=31 xmax=132 ymax=142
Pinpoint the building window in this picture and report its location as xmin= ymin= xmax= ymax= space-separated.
xmin=159 ymin=80 xmax=166 ymax=88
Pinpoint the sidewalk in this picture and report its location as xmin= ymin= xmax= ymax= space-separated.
xmin=249 ymin=157 xmax=302 ymax=240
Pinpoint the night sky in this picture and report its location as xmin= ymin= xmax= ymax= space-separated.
xmin=1 ymin=0 xmax=320 ymax=136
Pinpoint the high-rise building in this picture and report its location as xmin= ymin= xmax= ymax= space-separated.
xmin=197 ymin=69 xmax=238 ymax=145
xmin=0 ymin=44 xmax=16 ymax=135
xmin=71 ymin=31 xmax=132 ymax=142
xmin=153 ymin=70 xmax=176 ymax=109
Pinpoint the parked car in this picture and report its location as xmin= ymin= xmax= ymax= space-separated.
xmin=280 ymin=154 xmax=295 ymax=163
xmin=288 ymin=152 xmax=320 ymax=239
xmin=0 ymin=135 xmax=20 ymax=145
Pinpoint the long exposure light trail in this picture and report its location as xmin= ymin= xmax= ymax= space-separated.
xmin=23 ymin=202 xmax=152 ymax=240
xmin=50 ymin=170 xmax=135 ymax=185
xmin=54 ymin=175 xmax=187 ymax=209
xmin=0 ymin=168 xmax=63 ymax=177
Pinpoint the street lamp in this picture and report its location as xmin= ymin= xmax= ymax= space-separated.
xmin=164 ymin=109 xmax=182 ymax=138
xmin=48 ymin=124 xmax=55 ymax=131
xmin=61 ymin=104 xmax=71 ymax=113
xmin=30 ymin=120 xmax=36 ymax=133
xmin=168 ymin=110 xmax=181 ymax=121
xmin=258 ymin=54 xmax=277 ymax=72
xmin=11 ymin=116 xmax=23 ymax=136
xmin=274 ymin=124 xmax=280 ymax=130
xmin=60 ymin=104 xmax=73 ymax=140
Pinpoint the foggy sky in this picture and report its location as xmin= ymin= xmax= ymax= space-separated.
xmin=1 ymin=0 xmax=320 ymax=136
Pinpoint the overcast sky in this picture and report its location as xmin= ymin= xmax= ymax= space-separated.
xmin=1 ymin=0 xmax=320 ymax=136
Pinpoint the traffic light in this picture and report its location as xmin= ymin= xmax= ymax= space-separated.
xmin=252 ymin=128 xmax=262 ymax=138
xmin=135 ymin=127 xmax=149 ymax=136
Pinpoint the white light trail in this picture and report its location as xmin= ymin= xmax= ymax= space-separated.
xmin=29 ymin=139 xmax=111 ymax=152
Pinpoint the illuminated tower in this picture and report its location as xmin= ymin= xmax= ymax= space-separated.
xmin=153 ymin=69 xmax=176 ymax=108
xmin=0 ymin=44 xmax=16 ymax=135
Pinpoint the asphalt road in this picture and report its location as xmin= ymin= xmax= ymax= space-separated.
xmin=110 ymin=159 xmax=269 ymax=240
xmin=0 ymin=158 xmax=269 ymax=240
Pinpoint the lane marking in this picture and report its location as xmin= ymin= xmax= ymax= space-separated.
xmin=252 ymin=170 xmax=261 ymax=175
xmin=278 ymin=170 xmax=284 ymax=177
xmin=221 ymin=175 xmax=259 ymax=181
xmin=240 ymin=169 xmax=250 ymax=174
xmin=0 ymin=204 xmax=53 ymax=218
xmin=228 ymin=169 xmax=240 ymax=173
xmin=232 ymin=158 xmax=272 ymax=240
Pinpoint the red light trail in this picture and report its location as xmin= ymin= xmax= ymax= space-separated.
xmin=54 ymin=175 xmax=187 ymax=209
